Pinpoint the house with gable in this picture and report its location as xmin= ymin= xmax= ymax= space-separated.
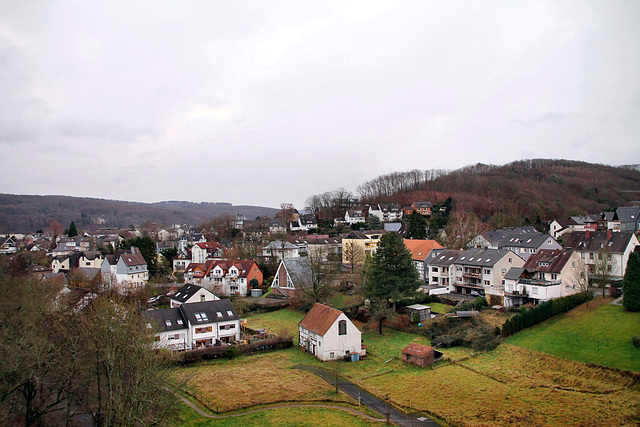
xmin=100 ymin=247 xmax=148 ymax=292
xmin=471 ymin=227 xmax=562 ymax=260
xmin=499 ymin=249 xmax=588 ymax=307
xmin=298 ymin=303 xmax=365 ymax=361
xmin=146 ymin=299 xmax=240 ymax=350
xmin=169 ymin=283 xmax=220 ymax=308
xmin=426 ymin=249 xmax=463 ymax=288
xmin=271 ymin=257 xmax=313 ymax=298
xmin=191 ymin=241 xmax=226 ymax=263
xmin=342 ymin=208 xmax=367 ymax=226
xmin=411 ymin=201 xmax=434 ymax=216
xmin=562 ymin=230 xmax=639 ymax=279
xmin=0 ymin=236 xmax=18 ymax=254
xmin=52 ymin=251 xmax=104 ymax=273
xmin=368 ymin=203 xmax=403 ymax=223
xmin=184 ymin=259 xmax=263 ymax=296
xmin=616 ymin=206 xmax=640 ymax=232
xmin=403 ymin=239 xmax=444 ymax=282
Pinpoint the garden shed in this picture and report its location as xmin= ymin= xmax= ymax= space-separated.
xmin=406 ymin=304 xmax=431 ymax=322
xmin=401 ymin=343 xmax=442 ymax=367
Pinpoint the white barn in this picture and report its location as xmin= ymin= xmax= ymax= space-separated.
xmin=298 ymin=303 xmax=365 ymax=362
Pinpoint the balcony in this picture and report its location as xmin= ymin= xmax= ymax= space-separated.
xmin=518 ymin=279 xmax=561 ymax=287
xmin=462 ymin=272 xmax=481 ymax=279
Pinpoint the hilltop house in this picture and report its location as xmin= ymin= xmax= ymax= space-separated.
xmin=146 ymin=299 xmax=240 ymax=350
xmin=298 ymin=303 xmax=365 ymax=362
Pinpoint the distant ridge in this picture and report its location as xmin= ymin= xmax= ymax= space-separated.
xmin=0 ymin=194 xmax=278 ymax=233
xmin=356 ymin=159 xmax=640 ymax=228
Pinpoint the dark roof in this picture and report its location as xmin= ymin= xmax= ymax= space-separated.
xmin=504 ymin=267 xmax=526 ymax=281
xmin=179 ymin=299 xmax=239 ymax=325
xmin=616 ymin=207 xmax=640 ymax=223
xmin=145 ymin=308 xmax=188 ymax=332
xmin=453 ymin=248 xmax=513 ymax=267
xmin=120 ymin=250 xmax=147 ymax=267
xmin=402 ymin=343 xmax=434 ymax=357
xmin=483 ymin=227 xmax=550 ymax=249
xmin=298 ymin=303 xmax=343 ymax=336
xmin=563 ymin=231 xmax=636 ymax=254
xmin=523 ymin=249 xmax=574 ymax=273
xmin=429 ymin=249 xmax=463 ymax=266
xmin=171 ymin=284 xmax=206 ymax=303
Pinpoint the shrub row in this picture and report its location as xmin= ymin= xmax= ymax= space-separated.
xmin=178 ymin=336 xmax=293 ymax=364
xmin=425 ymin=316 xmax=501 ymax=352
xmin=501 ymin=291 xmax=593 ymax=337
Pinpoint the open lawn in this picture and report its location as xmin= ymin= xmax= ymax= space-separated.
xmin=245 ymin=308 xmax=304 ymax=343
xmin=506 ymin=297 xmax=640 ymax=372
xmin=174 ymin=400 xmax=381 ymax=426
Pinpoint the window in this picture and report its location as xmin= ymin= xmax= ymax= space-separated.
xmin=201 ymin=294 xmax=205 ymax=302
xmin=177 ymin=319 xmax=183 ymax=325
xmin=195 ymin=326 xmax=213 ymax=334
xmin=484 ymin=269 xmax=490 ymax=275
xmin=330 ymin=352 xmax=334 ymax=359
xmin=531 ymin=287 xmax=538 ymax=295
xmin=338 ymin=320 xmax=347 ymax=335
xmin=165 ymin=320 xmax=172 ymax=326
xmin=217 ymin=312 xmax=223 ymax=318
xmin=227 ymin=310 xmax=234 ymax=316
xmin=501 ymin=269 xmax=506 ymax=275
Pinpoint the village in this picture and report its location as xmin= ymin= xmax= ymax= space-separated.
xmin=2 ymin=201 xmax=640 ymax=426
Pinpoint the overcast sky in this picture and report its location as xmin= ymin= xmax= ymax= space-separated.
xmin=1 ymin=1 xmax=639 ymax=209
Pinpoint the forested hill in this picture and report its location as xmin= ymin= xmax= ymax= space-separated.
xmin=0 ymin=195 xmax=278 ymax=234
xmin=357 ymin=159 xmax=640 ymax=227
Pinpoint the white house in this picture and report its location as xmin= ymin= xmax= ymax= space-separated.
xmin=169 ymin=283 xmax=220 ymax=308
xmin=147 ymin=299 xmax=240 ymax=350
xmin=261 ymin=240 xmax=300 ymax=261
xmin=562 ymin=230 xmax=640 ymax=279
xmin=298 ymin=303 xmax=365 ymax=362
xmin=100 ymin=247 xmax=148 ymax=292
xmin=191 ymin=241 xmax=226 ymax=263
xmin=471 ymin=227 xmax=562 ymax=260
xmin=500 ymin=250 xmax=588 ymax=307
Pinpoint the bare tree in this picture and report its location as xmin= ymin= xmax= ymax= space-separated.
xmin=291 ymin=248 xmax=340 ymax=304
xmin=591 ymin=248 xmax=615 ymax=297
xmin=343 ymin=241 xmax=365 ymax=274
xmin=440 ymin=211 xmax=484 ymax=250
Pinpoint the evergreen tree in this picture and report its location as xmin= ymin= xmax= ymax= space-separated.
xmin=121 ymin=236 xmax=157 ymax=276
xmin=363 ymin=232 xmax=420 ymax=311
xmin=622 ymin=252 xmax=640 ymax=312
xmin=407 ymin=211 xmax=428 ymax=239
xmin=68 ymin=221 xmax=78 ymax=237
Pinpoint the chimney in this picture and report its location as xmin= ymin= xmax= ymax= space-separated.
xmin=607 ymin=229 xmax=612 ymax=239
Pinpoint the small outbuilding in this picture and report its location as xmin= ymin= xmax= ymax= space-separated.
xmin=406 ymin=304 xmax=431 ymax=322
xmin=401 ymin=343 xmax=442 ymax=367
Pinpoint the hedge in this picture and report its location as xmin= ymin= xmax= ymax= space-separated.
xmin=178 ymin=336 xmax=293 ymax=364
xmin=501 ymin=291 xmax=593 ymax=338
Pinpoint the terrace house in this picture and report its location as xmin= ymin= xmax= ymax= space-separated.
xmin=147 ymin=299 xmax=240 ymax=350
xmin=472 ymin=227 xmax=562 ymax=260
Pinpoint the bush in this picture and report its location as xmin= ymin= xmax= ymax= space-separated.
xmin=225 ymin=346 xmax=239 ymax=359
xmin=632 ymin=336 xmax=640 ymax=349
xmin=425 ymin=316 xmax=500 ymax=351
xmin=454 ymin=297 xmax=488 ymax=312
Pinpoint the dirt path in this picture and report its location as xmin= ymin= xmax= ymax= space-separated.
xmin=176 ymin=392 xmax=386 ymax=422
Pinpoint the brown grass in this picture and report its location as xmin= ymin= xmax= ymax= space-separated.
xmin=358 ymin=344 xmax=640 ymax=426
xmin=170 ymin=352 xmax=353 ymax=412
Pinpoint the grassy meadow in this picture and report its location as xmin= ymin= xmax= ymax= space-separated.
xmin=506 ymin=297 xmax=640 ymax=371
xmin=173 ymin=299 xmax=640 ymax=426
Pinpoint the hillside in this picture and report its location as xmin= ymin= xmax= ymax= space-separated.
xmin=0 ymin=195 xmax=278 ymax=233
xmin=357 ymin=159 xmax=640 ymax=227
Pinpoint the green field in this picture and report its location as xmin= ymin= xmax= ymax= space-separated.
xmin=174 ymin=401 xmax=380 ymax=426
xmin=506 ymin=297 xmax=640 ymax=371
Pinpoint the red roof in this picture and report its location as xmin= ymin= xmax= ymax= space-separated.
xmin=403 ymin=239 xmax=444 ymax=261
xmin=298 ymin=303 xmax=343 ymax=336
xmin=402 ymin=343 xmax=434 ymax=358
